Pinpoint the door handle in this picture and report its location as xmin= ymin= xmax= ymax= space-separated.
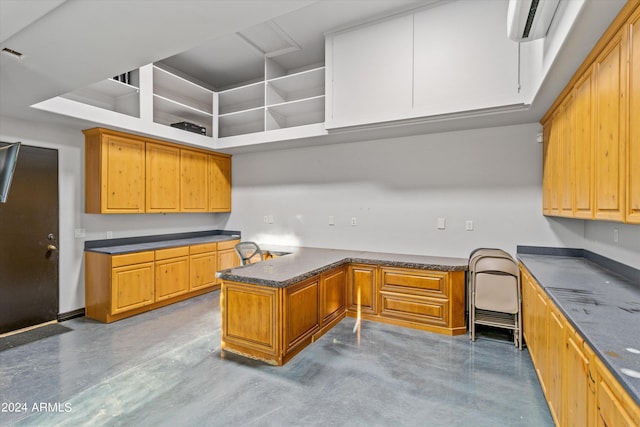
xmin=47 ymin=244 xmax=57 ymax=251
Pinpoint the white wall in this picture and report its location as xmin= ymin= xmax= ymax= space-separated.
xmin=227 ymin=123 xmax=586 ymax=258
xmin=584 ymin=222 xmax=640 ymax=269
xmin=0 ymin=116 xmax=229 ymax=313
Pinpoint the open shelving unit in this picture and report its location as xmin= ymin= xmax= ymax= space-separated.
xmin=61 ymin=70 xmax=140 ymax=117
xmin=217 ymin=59 xmax=325 ymax=138
xmin=152 ymin=65 xmax=214 ymax=137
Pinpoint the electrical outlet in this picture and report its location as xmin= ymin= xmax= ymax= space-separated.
xmin=106 ymin=231 xmax=113 ymax=239
xmin=351 ymin=217 xmax=357 ymax=226
xmin=465 ymin=220 xmax=474 ymax=231
xmin=74 ymin=228 xmax=86 ymax=238
xmin=613 ymin=228 xmax=619 ymax=243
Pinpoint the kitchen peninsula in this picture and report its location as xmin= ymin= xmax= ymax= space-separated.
xmin=217 ymin=247 xmax=468 ymax=366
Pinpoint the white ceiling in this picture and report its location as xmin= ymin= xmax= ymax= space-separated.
xmin=0 ymin=0 xmax=629 ymax=146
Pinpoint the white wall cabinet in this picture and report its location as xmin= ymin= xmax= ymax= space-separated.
xmin=413 ymin=0 xmax=522 ymax=117
xmin=325 ymin=1 xmax=527 ymax=130
xmin=327 ymin=14 xmax=413 ymax=129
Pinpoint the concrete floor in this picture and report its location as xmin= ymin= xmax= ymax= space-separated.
xmin=0 ymin=291 xmax=553 ymax=427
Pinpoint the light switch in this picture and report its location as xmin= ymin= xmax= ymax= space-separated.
xmin=465 ymin=220 xmax=474 ymax=231
xmin=329 ymin=216 xmax=335 ymax=226
xmin=437 ymin=218 xmax=446 ymax=230
xmin=351 ymin=217 xmax=357 ymax=226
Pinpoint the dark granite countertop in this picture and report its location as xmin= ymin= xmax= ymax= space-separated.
xmin=84 ymin=230 xmax=241 ymax=255
xmin=217 ymin=246 xmax=468 ymax=288
xmin=517 ymin=248 xmax=640 ymax=406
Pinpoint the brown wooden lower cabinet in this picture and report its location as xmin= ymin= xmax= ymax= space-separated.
xmin=519 ymin=263 xmax=640 ymax=427
xmin=221 ymin=265 xmax=465 ymax=365
xmin=85 ymin=239 xmax=239 ymax=323
xmin=347 ymin=266 xmax=466 ymax=336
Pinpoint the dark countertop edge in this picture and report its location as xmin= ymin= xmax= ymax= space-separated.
xmin=517 ymin=246 xmax=640 ymax=407
xmin=217 ymin=254 xmax=468 ymax=288
xmin=517 ymin=245 xmax=640 ymax=286
xmin=84 ymin=230 xmax=241 ymax=253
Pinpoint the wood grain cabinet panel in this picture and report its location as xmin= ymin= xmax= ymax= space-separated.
xmin=320 ymin=267 xmax=346 ymax=326
xmin=155 ymin=247 xmax=189 ymax=301
xmin=84 ymin=128 xmax=146 ymax=213
xmin=547 ymin=306 xmax=566 ymax=426
xmin=284 ymin=278 xmax=320 ymax=352
xmin=347 ymin=264 xmax=377 ymax=314
xmin=594 ymin=31 xmax=627 ymax=222
xmin=111 ymin=259 xmax=155 ymax=314
xmin=223 ymin=282 xmax=279 ymax=357
xmin=627 ymin=7 xmax=640 ymax=223
xmin=189 ymin=243 xmax=218 ymax=291
xmin=146 ymin=142 xmax=180 ymax=213
xmin=574 ymin=69 xmax=595 ymax=219
xmin=565 ymin=324 xmax=595 ymax=427
xmin=180 ymin=149 xmax=208 ymax=212
xmin=209 ymin=154 xmax=231 ymax=212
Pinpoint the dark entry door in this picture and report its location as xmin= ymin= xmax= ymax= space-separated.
xmin=0 ymin=144 xmax=59 ymax=334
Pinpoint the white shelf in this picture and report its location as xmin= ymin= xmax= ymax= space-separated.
xmin=153 ymin=65 xmax=213 ymax=114
xmin=266 ymin=67 xmax=325 ymax=105
xmin=61 ymin=78 xmax=139 ymax=117
xmin=218 ymin=107 xmax=265 ymax=138
xmin=266 ymin=96 xmax=325 ymax=130
xmin=218 ymin=82 xmax=265 ymax=115
xmin=153 ymin=95 xmax=213 ymax=136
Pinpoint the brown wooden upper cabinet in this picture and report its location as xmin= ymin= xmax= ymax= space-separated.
xmin=84 ymin=128 xmax=231 ymax=214
xmin=540 ymin=1 xmax=639 ymax=224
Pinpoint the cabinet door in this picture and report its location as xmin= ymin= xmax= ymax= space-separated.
xmin=111 ymin=262 xmax=154 ymax=314
xmin=413 ymin=0 xmax=521 ymax=116
xmin=146 ymin=142 xmax=180 ymax=213
xmin=347 ymin=264 xmax=377 ymax=315
xmin=320 ymin=268 xmax=346 ymax=326
xmin=520 ymin=269 xmax=536 ymax=352
xmin=101 ymin=134 xmax=146 ymax=213
xmin=155 ymin=248 xmax=189 ymax=301
xmin=542 ymin=123 xmax=553 ymax=215
xmin=565 ymin=326 xmax=594 ymax=427
xmin=217 ymin=247 xmax=241 ymax=277
xmin=594 ymin=32 xmax=626 ymax=221
xmin=533 ymin=289 xmax=550 ymax=395
xmin=180 ymin=149 xmax=208 ymax=212
xmin=628 ymin=8 xmax=640 ymax=223
xmin=190 ymin=251 xmax=217 ymax=291
xmin=548 ymin=110 xmax=563 ymax=216
xmin=208 ymin=154 xmax=231 ymax=212
xmin=547 ymin=306 xmax=566 ymax=426
xmin=596 ymin=365 xmax=636 ymax=427
xmin=560 ymin=94 xmax=575 ymax=217
xmin=574 ymin=69 xmax=595 ymax=219
xmin=327 ymin=14 xmax=413 ymax=128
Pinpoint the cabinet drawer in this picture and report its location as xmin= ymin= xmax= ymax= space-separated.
xmin=217 ymin=239 xmax=240 ymax=251
xmin=380 ymin=268 xmax=448 ymax=297
xmin=112 ymin=251 xmax=154 ymax=268
xmin=190 ymin=242 xmax=217 ymax=255
xmin=155 ymin=246 xmax=189 ymax=260
xmin=380 ymin=292 xmax=448 ymax=326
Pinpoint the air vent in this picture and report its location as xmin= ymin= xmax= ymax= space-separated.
xmin=2 ymin=47 xmax=24 ymax=59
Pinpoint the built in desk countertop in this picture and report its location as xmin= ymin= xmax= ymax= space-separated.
xmin=517 ymin=249 xmax=640 ymax=406
xmin=84 ymin=230 xmax=241 ymax=255
xmin=216 ymin=246 xmax=468 ymax=288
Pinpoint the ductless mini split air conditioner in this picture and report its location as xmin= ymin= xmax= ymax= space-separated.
xmin=507 ymin=0 xmax=561 ymax=41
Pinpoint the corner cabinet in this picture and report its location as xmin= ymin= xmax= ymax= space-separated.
xmin=540 ymin=1 xmax=639 ymax=224
xmin=520 ymin=264 xmax=640 ymax=427
xmin=84 ymin=128 xmax=231 ymax=214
